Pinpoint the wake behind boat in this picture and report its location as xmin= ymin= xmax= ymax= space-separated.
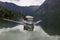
xmin=3 ymin=16 xmax=41 ymax=31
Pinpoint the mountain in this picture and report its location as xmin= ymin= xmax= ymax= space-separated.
xmin=34 ymin=0 xmax=60 ymax=35
xmin=0 ymin=6 xmax=23 ymax=20
xmin=0 ymin=1 xmax=39 ymax=15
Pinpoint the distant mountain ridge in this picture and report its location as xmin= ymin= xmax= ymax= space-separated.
xmin=0 ymin=1 xmax=39 ymax=15
xmin=34 ymin=0 xmax=60 ymax=35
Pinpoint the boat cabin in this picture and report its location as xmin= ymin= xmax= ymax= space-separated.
xmin=24 ymin=16 xmax=34 ymax=31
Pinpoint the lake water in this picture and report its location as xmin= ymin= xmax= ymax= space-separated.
xmin=0 ymin=21 xmax=60 ymax=40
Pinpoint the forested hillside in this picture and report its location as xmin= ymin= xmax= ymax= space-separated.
xmin=0 ymin=6 xmax=24 ymax=21
xmin=0 ymin=1 xmax=39 ymax=15
xmin=34 ymin=0 xmax=60 ymax=35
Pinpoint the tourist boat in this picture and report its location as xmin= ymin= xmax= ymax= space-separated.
xmin=23 ymin=16 xmax=34 ymax=31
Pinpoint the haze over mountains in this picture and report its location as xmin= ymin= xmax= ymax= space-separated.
xmin=0 ymin=1 xmax=40 ymax=15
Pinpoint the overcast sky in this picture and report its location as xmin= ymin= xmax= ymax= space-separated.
xmin=0 ymin=0 xmax=45 ymax=6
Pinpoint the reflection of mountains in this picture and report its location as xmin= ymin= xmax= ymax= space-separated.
xmin=0 ymin=1 xmax=39 ymax=15
xmin=34 ymin=0 xmax=60 ymax=35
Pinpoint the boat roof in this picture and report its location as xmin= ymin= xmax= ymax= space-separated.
xmin=25 ymin=16 xmax=34 ymax=18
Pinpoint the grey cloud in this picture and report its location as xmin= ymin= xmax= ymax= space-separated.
xmin=10 ymin=0 xmax=20 ymax=1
